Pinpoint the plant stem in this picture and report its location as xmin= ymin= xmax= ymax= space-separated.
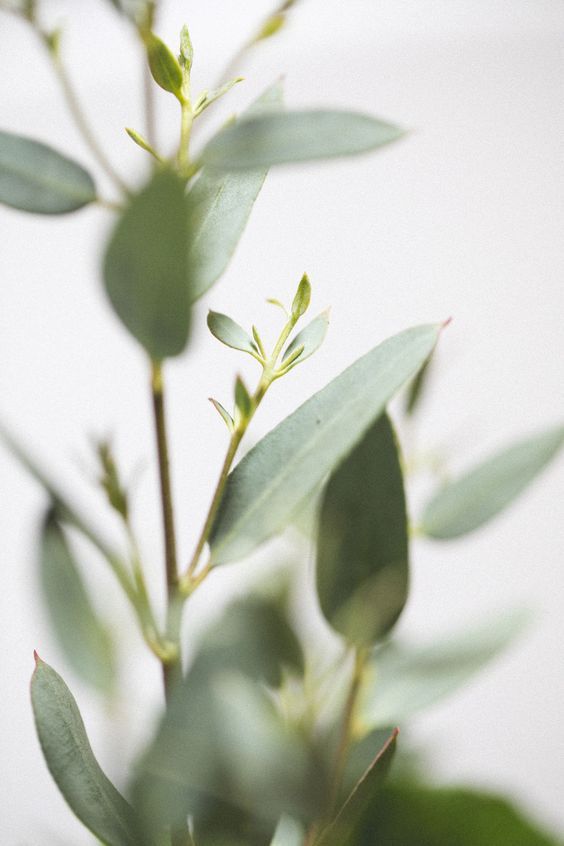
xmin=178 ymin=101 xmax=193 ymax=175
xmin=328 ymin=647 xmax=367 ymax=813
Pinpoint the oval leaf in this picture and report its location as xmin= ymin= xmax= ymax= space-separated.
xmin=40 ymin=513 xmax=116 ymax=694
xmin=31 ymin=657 xmax=145 ymax=846
xmin=316 ymin=414 xmax=408 ymax=646
xmin=145 ymin=33 xmax=183 ymax=99
xmin=207 ymin=310 xmax=256 ymax=355
xmin=103 ymin=168 xmax=191 ymax=360
xmin=283 ymin=309 xmax=329 ymax=368
xmin=0 ymin=129 xmax=96 ymax=214
xmin=201 ymin=111 xmax=404 ymax=170
xmin=210 ymin=323 xmax=441 ymax=565
xmin=422 ymin=423 xmax=564 ymax=539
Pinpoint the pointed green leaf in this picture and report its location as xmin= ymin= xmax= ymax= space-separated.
xmin=210 ymin=324 xmax=441 ymax=565
xmin=282 ymin=309 xmax=329 ymax=368
xmin=40 ymin=513 xmax=115 ymax=693
xmin=404 ymin=353 xmax=432 ymax=416
xmin=209 ymin=398 xmax=235 ymax=432
xmin=234 ymin=375 xmax=252 ymax=421
xmin=186 ymin=82 xmax=283 ymax=302
xmin=201 ymin=111 xmax=404 ymax=170
xmin=31 ymin=657 xmax=145 ymax=846
xmin=125 ymin=127 xmax=162 ymax=162
xmin=179 ymin=24 xmax=193 ymax=71
xmin=360 ymin=609 xmax=529 ymax=729
xmin=207 ymin=310 xmax=257 ymax=355
xmin=145 ymin=32 xmax=183 ymax=100
xmin=194 ymin=78 xmax=244 ymax=117
xmin=0 ymin=130 xmax=96 ymax=214
xmin=317 ymin=414 xmax=408 ymax=645
xmin=422 ymin=423 xmax=564 ymax=539
xmin=103 ymin=168 xmax=191 ymax=360
xmin=291 ymin=272 xmax=311 ymax=319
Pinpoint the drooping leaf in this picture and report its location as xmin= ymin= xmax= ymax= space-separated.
xmin=103 ymin=167 xmax=191 ymax=360
xmin=282 ymin=310 xmax=329 ymax=368
xmin=359 ymin=609 xmax=530 ymax=729
xmin=31 ymin=657 xmax=145 ymax=846
xmin=210 ymin=323 xmax=441 ymax=565
xmin=144 ymin=32 xmax=183 ymax=100
xmin=316 ymin=414 xmax=408 ymax=646
xmin=201 ymin=110 xmax=404 ymax=170
xmin=0 ymin=129 xmax=96 ymax=214
xmin=39 ymin=512 xmax=115 ymax=694
xmin=186 ymin=82 xmax=283 ymax=302
xmin=207 ymin=310 xmax=257 ymax=355
xmin=355 ymin=783 xmax=558 ymax=846
xmin=421 ymin=423 xmax=564 ymax=540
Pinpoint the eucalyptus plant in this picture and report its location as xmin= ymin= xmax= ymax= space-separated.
xmin=1 ymin=2 xmax=563 ymax=845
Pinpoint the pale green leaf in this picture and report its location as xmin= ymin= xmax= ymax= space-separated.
xmin=40 ymin=513 xmax=115 ymax=694
xmin=31 ymin=657 xmax=145 ymax=846
xmin=201 ymin=110 xmax=404 ymax=170
xmin=209 ymin=397 xmax=234 ymax=431
xmin=282 ymin=309 xmax=329 ymax=368
xmin=125 ymin=127 xmax=162 ymax=162
xmin=0 ymin=129 xmax=96 ymax=214
xmin=422 ymin=423 xmax=564 ymax=539
xmin=193 ymin=78 xmax=244 ymax=117
xmin=103 ymin=168 xmax=191 ymax=360
xmin=145 ymin=32 xmax=183 ymax=100
xmin=179 ymin=24 xmax=193 ymax=71
xmin=210 ymin=323 xmax=441 ymax=565
xmin=207 ymin=310 xmax=257 ymax=355
xmin=291 ymin=272 xmax=311 ymax=319
xmin=316 ymin=414 xmax=408 ymax=646
xmin=186 ymin=82 xmax=283 ymax=302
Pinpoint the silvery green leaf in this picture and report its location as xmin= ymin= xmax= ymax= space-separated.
xmin=186 ymin=81 xmax=283 ymax=302
xmin=0 ymin=130 xmax=96 ymax=214
xmin=145 ymin=32 xmax=183 ymax=100
xmin=194 ymin=78 xmax=244 ymax=117
xmin=290 ymin=273 xmax=311 ymax=319
xmin=209 ymin=323 xmax=441 ymax=565
xmin=422 ymin=423 xmax=564 ymax=539
xmin=207 ymin=310 xmax=257 ymax=355
xmin=201 ymin=110 xmax=405 ymax=170
xmin=282 ymin=309 xmax=329 ymax=368
xmin=209 ymin=398 xmax=234 ymax=432
xmin=179 ymin=24 xmax=193 ymax=71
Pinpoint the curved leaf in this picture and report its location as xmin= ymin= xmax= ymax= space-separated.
xmin=283 ymin=310 xmax=329 ymax=368
xmin=31 ymin=657 xmax=144 ymax=846
xmin=201 ymin=111 xmax=404 ymax=170
xmin=316 ymin=414 xmax=408 ymax=646
xmin=207 ymin=310 xmax=256 ymax=355
xmin=0 ymin=130 xmax=96 ymax=214
xmin=422 ymin=423 xmax=564 ymax=539
xmin=103 ymin=168 xmax=191 ymax=360
xmin=210 ymin=323 xmax=441 ymax=565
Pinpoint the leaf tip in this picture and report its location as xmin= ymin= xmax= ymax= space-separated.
xmin=33 ymin=649 xmax=42 ymax=667
xmin=441 ymin=316 xmax=453 ymax=330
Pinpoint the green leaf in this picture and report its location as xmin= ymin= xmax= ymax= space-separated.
xmin=404 ymin=354 xmax=432 ymax=416
xmin=210 ymin=323 xmax=441 ymax=565
xmin=291 ymin=272 xmax=311 ymax=319
xmin=144 ymin=32 xmax=183 ymax=100
xmin=103 ymin=168 xmax=191 ymax=360
xmin=209 ymin=397 xmax=235 ymax=432
xmin=193 ymin=78 xmax=244 ymax=117
xmin=201 ymin=110 xmax=404 ymax=170
xmin=282 ymin=309 xmax=330 ymax=368
xmin=179 ymin=24 xmax=193 ymax=71
xmin=186 ymin=82 xmax=284 ymax=302
xmin=355 ymin=783 xmax=559 ymax=845
xmin=125 ymin=127 xmax=162 ymax=162
xmin=31 ymin=657 xmax=145 ymax=846
xmin=0 ymin=129 xmax=96 ymax=214
xmin=316 ymin=414 xmax=408 ymax=645
xmin=207 ymin=310 xmax=257 ymax=355
xmin=234 ymin=375 xmax=252 ymax=421
xmin=421 ymin=423 xmax=564 ymax=540
xmin=39 ymin=513 xmax=115 ymax=694
xmin=321 ymin=730 xmax=398 ymax=846
xmin=359 ymin=609 xmax=529 ymax=729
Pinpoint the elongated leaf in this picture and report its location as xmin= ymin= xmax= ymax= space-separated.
xmin=210 ymin=323 xmax=441 ymax=565
xmin=201 ymin=111 xmax=404 ymax=170
xmin=422 ymin=423 xmax=564 ymax=539
xmin=283 ymin=310 xmax=329 ymax=367
xmin=145 ymin=33 xmax=183 ymax=99
xmin=404 ymin=354 xmax=432 ymax=416
xmin=359 ymin=610 xmax=529 ymax=730
xmin=40 ymin=513 xmax=115 ymax=693
xmin=0 ymin=130 xmax=96 ymax=214
xmin=103 ymin=168 xmax=191 ymax=360
xmin=207 ymin=310 xmax=256 ymax=355
xmin=356 ymin=784 xmax=558 ymax=845
xmin=186 ymin=82 xmax=283 ymax=302
xmin=31 ymin=657 xmax=144 ymax=846
xmin=317 ymin=415 xmax=408 ymax=645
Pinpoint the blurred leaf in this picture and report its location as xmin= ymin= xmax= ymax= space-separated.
xmin=125 ymin=127 xmax=162 ymax=162
xmin=39 ymin=512 xmax=115 ymax=694
xmin=355 ymin=783 xmax=559 ymax=845
xmin=179 ymin=24 xmax=193 ymax=71
xmin=270 ymin=816 xmax=304 ymax=846
xmin=194 ymin=78 xmax=244 ymax=116
xmin=201 ymin=111 xmax=404 ymax=170
xmin=207 ymin=310 xmax=257 ymax=355
xmin=283 ymin=310 xmax=329 ymax=368
xmin=359 ymin=609 xmax=530 ymax=729
xmin=404 ymin=354 xmax=432 ymax=416
xmin=0 ymin=129 xmax=96 ymax=214
xmin=422 ymin=423 xmax=564 ymax=540
xmin=103 ymin=168 xmax=191 ymax=360
xmin=234 ymin=375 xmax=252 ymax=421
xmin=209 ymin=324 xmax=440 ymax=566
xmin=144 ymin=32 xmax=183 ymax=100
xmin=317 ymin=414 xmax=408 ymax=645
xmin=31 ymin=657 xmax=145 ymax=846
xmin=186 ymin=81 xmax=283 ymax=302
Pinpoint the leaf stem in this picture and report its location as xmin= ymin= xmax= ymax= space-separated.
xmin=328 ymin=646 xmax=367 ymax=814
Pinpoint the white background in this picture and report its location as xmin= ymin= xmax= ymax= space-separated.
xmin=1 ymin=0 xmax=563 ymax=842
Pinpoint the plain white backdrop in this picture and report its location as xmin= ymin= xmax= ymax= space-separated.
xmin=1 ymin=0 xmax=563 ymax=842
